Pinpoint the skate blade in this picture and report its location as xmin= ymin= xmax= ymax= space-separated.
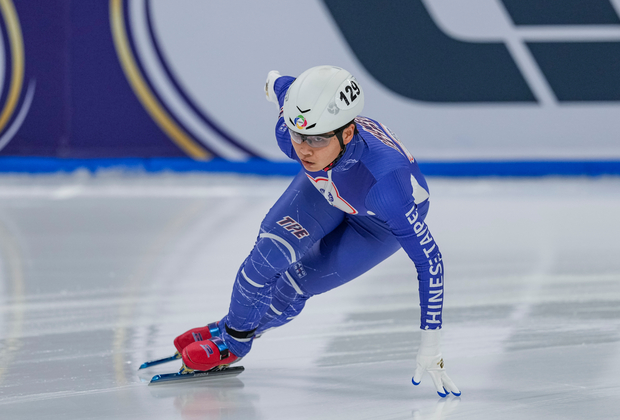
xmin=148 ymin=365 xmax=244 ymax=386
xmin=138 ymin=351 xmax=181 ymax=370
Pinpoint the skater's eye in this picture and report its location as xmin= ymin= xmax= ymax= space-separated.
xmin=289 ymin=129 xmax=334 ymax=148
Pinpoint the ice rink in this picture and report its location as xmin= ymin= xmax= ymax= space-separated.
xmin=0 ymin=172 xmax=619 ymax=420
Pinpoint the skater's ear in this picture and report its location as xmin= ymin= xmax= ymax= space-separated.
xmin=342 ymin=123 xmax=356 ymax=145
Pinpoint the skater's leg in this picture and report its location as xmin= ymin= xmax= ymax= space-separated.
xmin=255 ymin=272 xmax=309 ymax=334
xmin=222 ymin=170 xmax=344 ymax=356
xmin=256 ymin=201 xmax=430 ymax=334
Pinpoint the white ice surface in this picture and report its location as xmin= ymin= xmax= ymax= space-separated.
xmin=0 ymin=172 xmax=619 ymax=420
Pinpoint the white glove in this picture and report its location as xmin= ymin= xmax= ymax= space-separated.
xmin=265 ymin=70 xmax=281 ymax=105
xmin=412 ymin=329 xmax=461 ymax=397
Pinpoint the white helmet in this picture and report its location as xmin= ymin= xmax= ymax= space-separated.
xmin=283 ymin=65 xmax=364 ymax=135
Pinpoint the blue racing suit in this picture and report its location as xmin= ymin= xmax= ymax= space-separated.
xmin=221 ymin=76 xmax=445 ymax=357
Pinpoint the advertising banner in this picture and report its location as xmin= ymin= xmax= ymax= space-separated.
xmin=0 ymin=0 xmax=619 ymax=175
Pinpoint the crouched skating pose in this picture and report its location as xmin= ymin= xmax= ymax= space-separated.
xmin=174 ymin=66 xmax=460 ymax=397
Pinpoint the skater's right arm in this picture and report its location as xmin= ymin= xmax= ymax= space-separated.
xmin=265 ymin=71 xmax=298 ymax=161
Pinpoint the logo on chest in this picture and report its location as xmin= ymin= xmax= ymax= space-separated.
xmin=319 ymin=188 xmax=334 ymax=203
xmin=306 ymin=173 xmax=358 ymax=215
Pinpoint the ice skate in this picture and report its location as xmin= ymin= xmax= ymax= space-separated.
xmin=147 ymin=335 xmax=244 ymax=385
xmin=173 ymin=321 xmax=222 ymax=353
xmin=138 ymin=321 xmax=223 ymax=370
xmin=148 ymin=357 xmax=244 ymax=386
xmin=181 ymin=336 xmax=240 ymax=372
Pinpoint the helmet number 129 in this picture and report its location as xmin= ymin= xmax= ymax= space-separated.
xmin=338 ymin=80 xmax=361 ymax=108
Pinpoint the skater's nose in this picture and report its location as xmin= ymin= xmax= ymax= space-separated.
xmin=298 ymin=141 xmax=313 ymax=155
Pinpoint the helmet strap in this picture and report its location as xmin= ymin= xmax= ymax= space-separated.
xmin=322 ymin=146 xmax=345 ymax=171
xmin=322 ymin=125 xmax=350 ymax=171
xmin=335 ymin=129 xmax=346 ymax=150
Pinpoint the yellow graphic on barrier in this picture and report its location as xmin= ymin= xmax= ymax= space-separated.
xmin=109 ymin=0 xmax=210 ymax=160
xmin=0 ymin=0 xmax=24 ymax=135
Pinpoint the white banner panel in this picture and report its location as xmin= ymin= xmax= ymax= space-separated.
xmin=143 ymin=0 xmax=620 ymax=162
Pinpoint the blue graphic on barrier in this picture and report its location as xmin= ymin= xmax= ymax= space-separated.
xmin=323 ymin=0 xmax=535 ymax=103
xmin=501 ymin=0 xmax=620 ymax=25
xmin=528 ymin=42 xmax=620 ymax=101
xmin=324 ymin=0 xmax=620 ymax=102
xmin=1 ymin=157 xmax=620 ymax=177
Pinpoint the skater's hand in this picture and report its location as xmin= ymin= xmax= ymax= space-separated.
xmin=413 ymin=352 xmax=460 ymax=398
xmin=265 ymin=70 xmax=281 ymax=105
xmin=412 ymin=329 xmax=461 ymax=398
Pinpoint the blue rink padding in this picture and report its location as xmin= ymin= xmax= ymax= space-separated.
xmin=0 ymin=157 xmax=619 ymax=177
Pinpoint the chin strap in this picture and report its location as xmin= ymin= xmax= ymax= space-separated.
xmin=322 ymin=127 xmax=351 ymax=171
xmin=322 ymin=146 xmax=346 ymax=171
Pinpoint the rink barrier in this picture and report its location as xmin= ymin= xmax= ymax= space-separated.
xmin=0 ymin=157 xmax=619 ymax=177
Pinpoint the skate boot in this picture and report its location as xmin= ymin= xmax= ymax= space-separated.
xmin=181 ymin=336 xmax=239 ymax=372
xmin=173 ymin=321 xmax=222 ymax=353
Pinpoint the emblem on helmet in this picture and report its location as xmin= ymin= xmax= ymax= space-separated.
xmin=327 ymin=99 xmax=340 ymax=115
xmin=294 ymin=115 xmax=308 ymax=129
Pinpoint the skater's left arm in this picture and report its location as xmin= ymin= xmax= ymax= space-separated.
xmin=366 ymin=168 xmax=460 ymax=397
xmin=413 ymin=329 xmax=461 ymax=397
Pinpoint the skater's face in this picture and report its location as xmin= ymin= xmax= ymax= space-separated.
xmin=291 ymin=124 xmax=355 ymax=172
